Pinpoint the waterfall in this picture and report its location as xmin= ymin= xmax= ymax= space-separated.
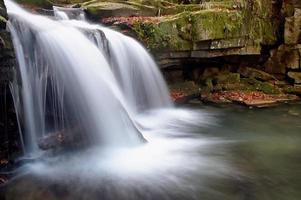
xmin=52 ymin=8 xmax=172 ymax=112
xmin=68 ymin=21 xmax=173 ymax=112
xmin=5 ymin=0 xmax=173 ymax=155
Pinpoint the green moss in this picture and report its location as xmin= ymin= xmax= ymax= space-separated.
xmin=132 ymin=15 xmax=193 ymax=51
xmin=83 ymin=0 xmax=278 ymax=51
xmin=132 ymin=8 xmax=247 ymax=51
xmin=16 ymin=0 xmax=52 ymax=7
xmin=200 ymin=72 xmax=282 ymax=94
xmin=241 ymin=0 xmax=278 ymax=45
xmin=169 ymin=81 xmax=200 ymax=95
xmin=241 ymin=78 xmax=281 ymax=94
xmin=190 ymin=10 xmax=244 ymax=41
xmin=212 ymin=72 xmax=241 ymax=84
xmin=0 ymin=16 xmax=7 ymax=23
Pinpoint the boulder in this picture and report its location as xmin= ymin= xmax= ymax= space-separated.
xmin=83 ymin=2 xmax=157 ymax=20
xmin=284 ymin=8 xmax=301 ymax=45
xmin=97 ymin=0 xmax=279 ymax=59
xmin=288 ymin=71 xmax=301 ymax=83
xmin=169 ymin=81 xmax=200 ymax=103
xmin=213 ymin=72 xmax=240 ymax=85
xmin=264 ymin=43 xmax=300 ymax=77
xmin=285 ymin=49 xmax=300 ymax=69
xmin=238 ymin=67 xmax=276 ymax=81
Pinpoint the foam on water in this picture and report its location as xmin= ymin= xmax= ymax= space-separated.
xmin=4 ymin=2 xmax=233 ymax=199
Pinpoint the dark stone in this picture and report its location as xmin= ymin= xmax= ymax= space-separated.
xmin=238 ymin=67 xmax=276 ymax=81
xmin=288 ymin=71 xmax=301 ymax=83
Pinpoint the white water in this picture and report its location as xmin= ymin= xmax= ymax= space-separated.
xmin=6 ymin=0 xmax=154 ymax=154
xmin=53 ymin=19 xmax=172 ymax=113
xmin=4 ymin=2 xmax=233 ymax=200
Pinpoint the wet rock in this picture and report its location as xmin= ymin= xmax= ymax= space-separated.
xmin=38 ymin=129 xmax=79 ymax=150
xmin=0 ymin=2 xmax=14 ymax=58
xmin=0 ymin=0 xmax=15 ymax=83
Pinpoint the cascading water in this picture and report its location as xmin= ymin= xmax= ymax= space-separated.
xmin=6 ymin=0 xmax=151 ymax=154
xmin=75 ymin=23 xmax=173 ymax=112
xmin=3 ymin=1 xmax=233 ymax=200
xmin=52 ymin=10 xmax=172 ymax=112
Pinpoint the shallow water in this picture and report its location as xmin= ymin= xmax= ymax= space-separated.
xmin=3 ymin=104 xmax=301 ymax=200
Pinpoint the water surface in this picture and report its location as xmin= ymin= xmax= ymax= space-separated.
xmin=3 ymin=104 xmax=301 ymax=200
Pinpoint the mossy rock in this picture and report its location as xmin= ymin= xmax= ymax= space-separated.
xmin=241 ymin=78 xmax=281 ymax=94
xmin=200 ymin=71 xmax=281 ymax=95
xmin=0 ymin=0 xmax=8 ymax=29
xmin=238 ymin=66 xmax=276 ymax=81
xmin=83 ymin=1 xmax=159 ymax=19
xmin=125 ymin=0 xmax=278 ymax=52
xmin=169 ymin=80 xmax=200 ymax=95
xmin=15 ymin=0 xmax=52 ymax=8
xmin=132 ymin=9 xmax=247 ymax=51
xmin=212 ymin=72 xmax=240 ymax=84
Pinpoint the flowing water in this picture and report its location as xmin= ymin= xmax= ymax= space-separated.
xmin=6 ymin=0 xmax=171 ymax=154
xmin=3 ymin=104 xmax=301 ymax=200
xmin=3 ymin=1 xmax=301 ymax=200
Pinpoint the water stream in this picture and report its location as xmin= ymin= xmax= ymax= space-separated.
xmin=7 ymin=0 xmax=171 ymax=154
xmin=3 ymin=1 xmax=301 ymax=200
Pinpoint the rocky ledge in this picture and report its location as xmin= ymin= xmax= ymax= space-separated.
xmin=6 ymin=0 xmax=301 ymax=108
xmin=169 ymin=66 xmax=301 ymax=107
xmin=76 ymin=0 xmax=300 ymax=107
xmin=52 ymin=0 xmax=300 ymax=107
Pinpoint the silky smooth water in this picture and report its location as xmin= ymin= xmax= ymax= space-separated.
xmin=3 ymin=104 xmax=301 ymax=200
xmin=6 ymin=0 xmax=173 ymax=154
xmin=4 ymin=1 xmax=301 ymax=200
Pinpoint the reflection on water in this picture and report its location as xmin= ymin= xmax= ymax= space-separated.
xmin=3 ymin=104 xmax=301 ymax=200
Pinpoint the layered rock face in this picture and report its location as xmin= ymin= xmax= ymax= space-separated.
xmin=76 ymin=0 xmax=301 ymax=105
xmin=0 ymin=0 xmax=18 ymax=161
xmin=0 ymin=0 xmax=14 ymax=82
xmin=3 ymin=0 xmax=301 ymax=105
xmin=82 ymin=0 xmax=281 ymax=67
xmin=264 ymin=0 xmax=301 ymax=88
